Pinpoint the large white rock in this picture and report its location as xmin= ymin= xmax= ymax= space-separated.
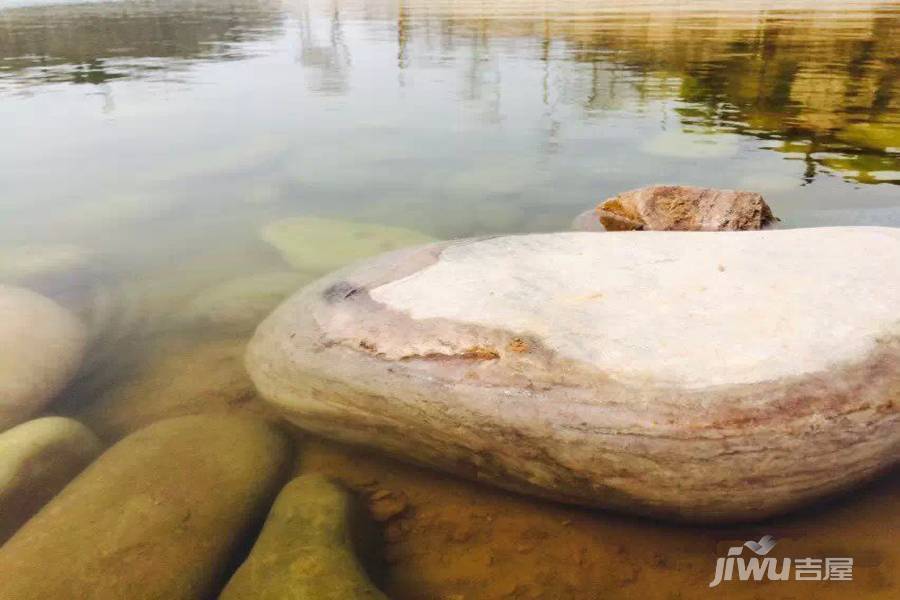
xmin=0 ymin=415 xmax=292 ymax=600
xmin=0 ymin=286 xmax=87 ymax=430
xmin=247 ymin=227 xmax=900 ymax=522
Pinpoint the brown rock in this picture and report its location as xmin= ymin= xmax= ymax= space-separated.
xmin=0 ymin=285 xmax=87 ymax=431
xmin=0 ymin=415 xmax=293 ymax=600
xmin=580 ymin=185 xmax=777 ymax=231
xmin=219 ymin=474 xmax=388 ymax=600
xmin=68 ymin=335 xmax=275 ymax=441
xmin=369 ymin=489 xmax=409 ymax=522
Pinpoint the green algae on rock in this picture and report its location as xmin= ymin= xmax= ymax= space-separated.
xmin=0 ymin=285 xmax=87 ymax=431
xmin=220 ymin=473 xmax=388 ymax=600
xmin=260 ymin=216 xmax=435 ymax=274
xmin=0 ymin=416 xmax=102 ymax=543
xmin=0 ymin=415 xmax=292 ymax=600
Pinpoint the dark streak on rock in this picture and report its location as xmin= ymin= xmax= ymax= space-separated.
xmin=322 ymin=281 xmax=363 ymax=304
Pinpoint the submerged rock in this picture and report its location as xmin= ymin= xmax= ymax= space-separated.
xmin=247 ymin=227 xmax=900 ymax=523
xmin=0 ymin=417 xmax=102 ymax=543
xmin=0 ymin=285 xmax=87 ymax=431
xmin=178 ymin=270 xmax=314 ymax=333
xmin=0 ymin=415 xmax=292 ymax=600
xmin=69 ymin=335 xmax=276 ymax=441
xmin=261 ymin=216 xmax=435 ymax=274
xmin=570 ymin=207 xmax=605 ymax=232
xmin=574 ymin=185 xmax=777 ymax=232
xmin=219 ymin=474 xmax=388 ymax=600
xmin=0 ymin=244 xmax=100 ymax=304
xmin=0 ymin=244 xmax=92 ymax=283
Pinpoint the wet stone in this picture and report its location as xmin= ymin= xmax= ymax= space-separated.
xmin=0 ymin=416 xmax=102 ymax=543
xmin=574 ymin=185 xmax=777 ymax=232
xmin=219 ymin=473 xmax=389 ymax=600
xmin=260 ymin=216 xmax=436 ymax=274
xmin=369 ymin=489 xmax=410 ymax=522
xmin=0 ymin=285 xmax=87 ymax=431
xmin=0 ymin=415 xmax=293 ymax=600
xmin=67 ymin=334 xmax=276 ymax=441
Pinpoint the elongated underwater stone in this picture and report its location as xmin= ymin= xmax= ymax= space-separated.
xmin=0 ymin=415 xmax=292 ymax=600
xmin=0 ymin=244 xmax=92 ymax=288
xmin=219 ymin=474 xmax=388 ymax=600
xmin=179 ymin=270 xmax=314 ymax=333
xmin=0 ymin=285 xmax=87 ymax=431
xmin=261 ymin=216 xmax=435 ymax=274
xmin=247 ymin=227 xmax=900 ymax=523
xmin=71 ymin=335 xmax=275 ymax=441
xmin=0 ymin=416 xmax=102 ymax=543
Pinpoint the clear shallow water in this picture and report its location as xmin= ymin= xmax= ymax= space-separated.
xmin=2 ymin=0 xmax=899 ymax=252
xmin=1 ymin=1 xmax=898 ymax=598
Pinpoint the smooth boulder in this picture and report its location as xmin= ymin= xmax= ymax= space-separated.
xmin=70 ymin=335 xmax=276 ymax=440
xmin=0 ymin=415 xmax=292 ymax=600
xmin=220 ymin=474 xmax=388 ymax=600
xmin=574 ymin=184 xmax=777 ymax=231
xmin=247 ymin=227 xmax=900 ymax=523
xmin=0 ymin=416 xmax=102 ymax=542
xmin=0 ymin=244 xmax=92 ymax=285
xmin=178 ymin=271 xmax=314 ymax=333
xmin=261 ymin=216 xmax=435 ymax=274
xmin=0 ymin=285 xmax=87 ymax=430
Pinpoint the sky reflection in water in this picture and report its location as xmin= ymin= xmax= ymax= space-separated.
xmin=1 ymin=0 xmax=898 ymax=254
